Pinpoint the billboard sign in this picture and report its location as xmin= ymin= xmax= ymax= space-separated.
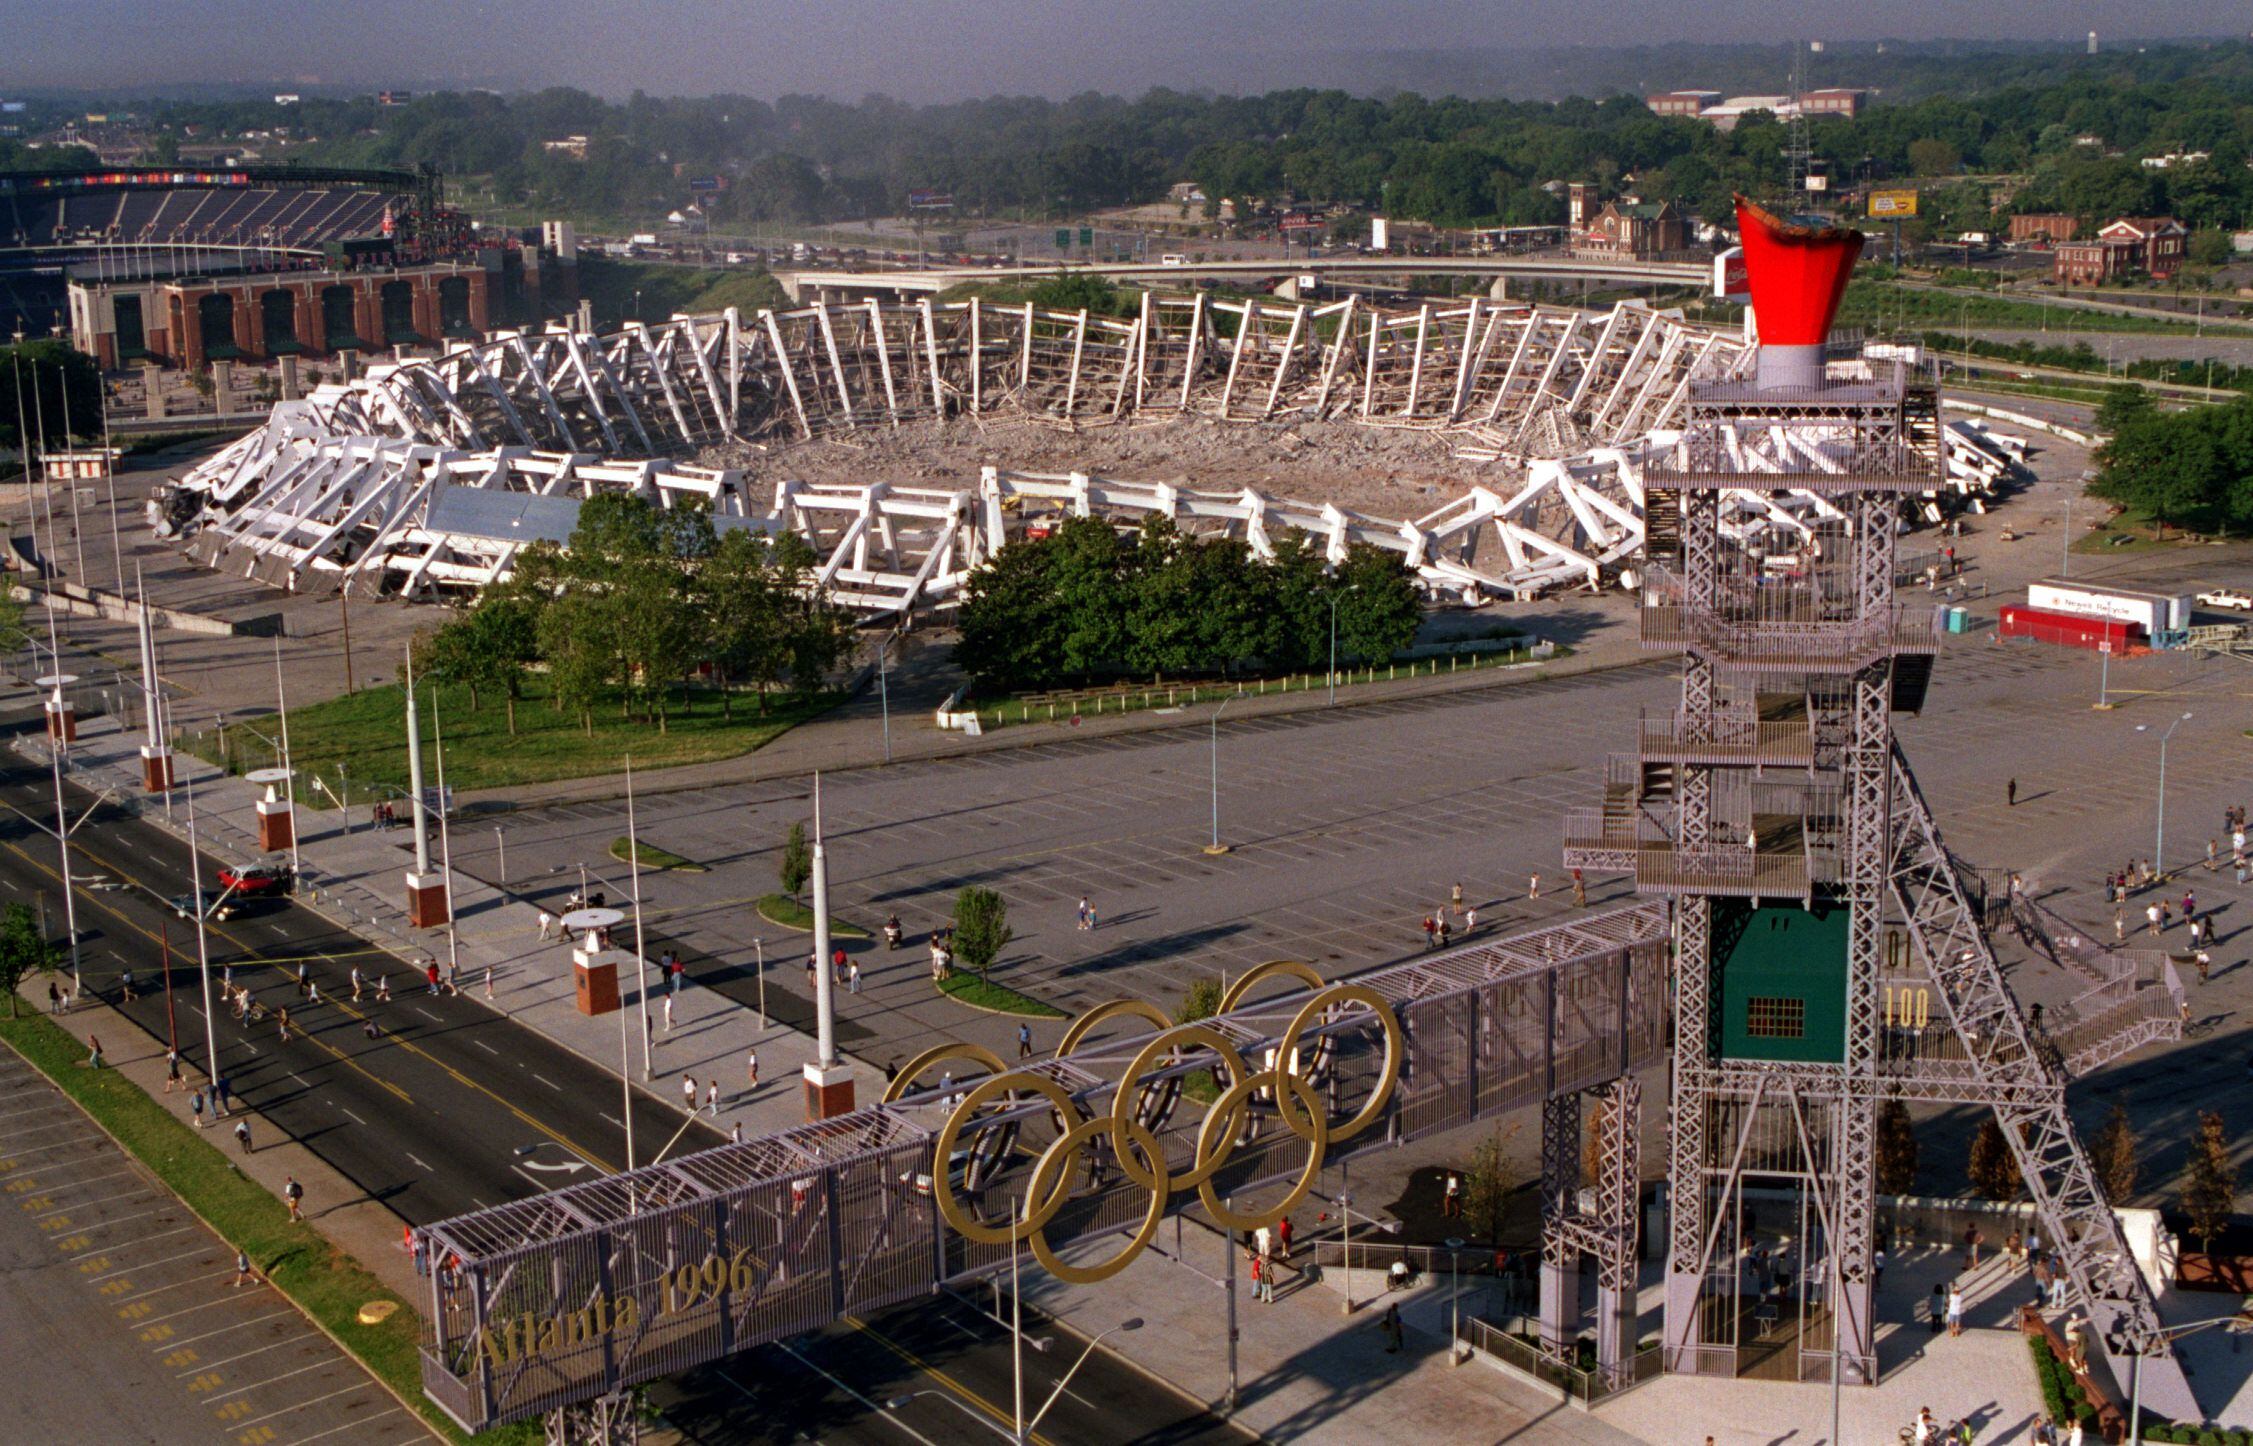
xmin=1713 ymin=246 xmax=1750 ymax=301
xmin=1868 ymin=189 xmax=1919 ymax=218
xmin=907 ymin=188 xmax=953 ymax=210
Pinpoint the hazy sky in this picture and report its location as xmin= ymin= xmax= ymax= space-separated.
xmin=3 ymin=0 xmax=2248 ymax=100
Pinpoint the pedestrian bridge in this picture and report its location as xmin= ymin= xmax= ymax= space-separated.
xmin=414 ymin=902 xmax=1671 ymax=1431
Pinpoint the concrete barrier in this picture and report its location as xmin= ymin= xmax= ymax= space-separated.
xmin=6 ymin=580 xmax=272 ymax=638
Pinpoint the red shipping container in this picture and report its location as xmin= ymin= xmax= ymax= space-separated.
xmin=1999 ymin=604 xmax=2143 ymax=652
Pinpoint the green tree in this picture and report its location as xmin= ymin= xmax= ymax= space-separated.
xmin=1463 ymin=1124 xmax=1520 ymax=1246
xmin=1968 ymin=1117 xmax=2024 ymax=1201
xmin=0 ymin=900 xmax=56 ymax=1018
xmin=1175 ymin=975 xmax=1223 ymax=1025
xmin=778 ymin=821 xmax=811 ymax=902
xmin=2095 ymin=383 xmax=2156 ymax=434
xmin=2092 ymin=1103 xmax=2138 ymax=1202
xmin=699 ymin=530 xmax=782 ymax=719
xmin=2181 ymin=1109 xmax=2239 ymax=1253
xmin=0 ymin=340 xmax=103 ymax=456
xmin=951 ymin=886 xmax=1012 ymax=984
xmin=2189 ymin=228 xmax=2235 ymax=268
xmin=1333 ymin=544 xmax=1424 ymax=664
xmin=1907 ymin=137 xmax=1963 ymax=177
xmin=1875 ymin=1099 xmax=1920 ymax=1196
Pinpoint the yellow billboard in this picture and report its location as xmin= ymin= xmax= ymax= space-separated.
xmin=1868 ymin=189 xmax=1920 ymax=218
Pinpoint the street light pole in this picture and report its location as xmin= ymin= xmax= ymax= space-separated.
xmin=185 ymin=778 xmax=221 ymax=1099
xmin=272 ymin=639 xmax=299 ymax=880
xmin=43 ymin=612 xmax=80 ymax=997
xmin=2138 ymin=712 xmax=2193 ymax=880
xmin=1205 ymin=696 xmax=1234 ymax=854
xmin=625 ymin=757 xmax=653 ymax=1079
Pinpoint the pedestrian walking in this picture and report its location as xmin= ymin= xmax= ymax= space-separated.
xmin=2197 ymin=949 xmax=2213 ymax=984
xmin=1450 ymin=881 xmax=1464 ymax=913
xmin=163 ymin=1048 xmax=182 ymax=1092
xmin=1278 ymin=1215 xmax=1293 ymax=1261
xmin=407 ymin=1227 xmax=427 ymax=1277
xmin=663 ymin=993 xmax=674 ymax=1031
xmin=2008 ymin=778 xmax=2018 ymax=807
xmin=1464 ymin=904 xmax=1478 ymax=934
xmin=832 ymin=946 xmax=847 ymax=983
xmin=1422 ymin=916 xmax=1437 ymax=948
xmin=1946 ymin=1283 xmax=1965 ymax=1337
xmin=214 ymin=1076 xmax=230 ymax=1117
xmin=425 ymin=960 xmax=441 ymax=995
xmin=1017 ymin=1022 xmax=1033 ymax=1059
xmin=1964 ymin=1223 xmax=1983 ymax=1266
xmin=46 ymin=980 xmax=59 ymax=1013
xmin=662 ymin=951 xmax=679 ymax=994
xmin=2006 ymin=1230 xmax=2023 ymax=1265
xmin=377 ymin=973 xmax=390 ymax=1002
xmin=2030 ymin=1001 xmax=2045 ymax=1033
xmin=234 ymin=1249 xmax=257 ymax=1290
xmin=2114 ymin=909 xmax=2126 ymax=944
xmin=807 ymin=953 xmax=818 ymax=987
xmin=190 ymin=1088 xmax=206 ymax=1129
xmin=1252 ymin=1251 xmax=1273 ymax=1304
xmin=1380 ymin=1302 xmax=1403 ymax=1353
xmin=2191 ymin=915 xmax=2206 ymax=948
xmin=2148 ymin=902 xmax=2163 ymax=936
xmin=484 ymin=964 xmax=494 ymax=1000
xmin=297 ymin=961 xmax=310 ymax=997
xmin=1436 ymin=916 xmax=1451 ymax=948
xmin=350 ymin=965 xmax=363 ymax=1001
xmin=2026 ymin=1227 xmax=2041 ymax=1267
xmin=276 ymin=1006 xmax=292 ymax=1043
xmin=85 ymin=1036 xmax=103 ymax=1068
xmin=284 ymin=1175 xmax=303 ymax=1222
xmin=1443 ymin=1171 xmax=1462 ymax=1219
xmin=1929 ymin=1283 xmax=1947 ymax=1335
xmin=705 ymin=1080 xmax=720 ymax=1117
xmin=538 ymin=909 xmax=554 ymax=941
xmin=1528 ymin=872 xmax=1540 ymax=899
xmin=683 ymin=1075 xmax=698 ymax=1112
xmin=848 ymin=960 xmax=861 ymax=994
xmin=1874 ymin=1247 xmax=1886 ymax=1289
xmin=1571 ymin=868 xmax=1587 ymax=907
xmin=1077 ymin=896 xmax=1092 ymax=931
xmin=2208 ymin=838 xmax=2220 ymax=872
xmin=119 ymin=968 xmax=136 ymax=1002
xmin=745 ymin=1050 xmax=759 ymax=1091
xmin=235 ymin=1120 xmax=253 ymax=1154
xmin=307 ymin=979 xmax=320 ymax=1006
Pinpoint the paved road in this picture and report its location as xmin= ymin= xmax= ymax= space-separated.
xmin=656 ymin=1289 xmax=1250 ymax=1446
xmin=0 ymin=1048 xmax=437 ymax=1446
xmin=0 ymin=739 xmax=1211 ymax=1445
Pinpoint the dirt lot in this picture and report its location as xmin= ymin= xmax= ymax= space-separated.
xmin=700 ymin=413 xmax=1501 ymax=522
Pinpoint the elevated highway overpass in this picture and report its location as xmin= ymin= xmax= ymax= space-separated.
xmin=777 ymin=252 xmax=1711 ymax=302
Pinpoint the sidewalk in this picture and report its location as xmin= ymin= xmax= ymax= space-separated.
xmin=24 ymin=710 xmax=886 ymax=1149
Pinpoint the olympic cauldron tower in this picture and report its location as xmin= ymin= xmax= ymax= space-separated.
xmin=1562 ymin=198 xmax=2191 ymax=1405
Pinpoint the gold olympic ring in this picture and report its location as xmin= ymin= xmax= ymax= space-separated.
xmin=1219 ymin=959 xmax=1325 ymax=1014
xmin=883 ymin=1043 xmax=1010 ymax=1104
xmin=1277 ymin=984 xmax=1402 ymax=1145
xmin=1054 ymin=999 xmax=1172 ymax=1058
xmin=1110 ymin=1024 xmax=1252 ymax=1193
xmin=1194 ymin=1067 xmax=1327 ymax=1231
xmin=1027 ymin=1115 xmax=1169 ymax=1285
xmin=922 ymin=989 xmax=1403 ymax=1285
xmin=932 ymin=1070 xmax=1083 ymax=1246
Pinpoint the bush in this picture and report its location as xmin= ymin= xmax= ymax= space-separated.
xmin=2196 ymin=1430 xmax=2223 ymax=1446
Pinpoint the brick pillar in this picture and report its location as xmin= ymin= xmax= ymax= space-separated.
xmin=412 ymin=277 xmax=440 ymax=342
xmin=297 ymin=285 xmax=323 ymax=354
xmin=466 ymin=271 xmax=490 ymax=334
xmin=356 ymin=283 xmax=383 ymax=349
xmin=178 ymin=292 xmax=206 ymax=373
xmin=232 ymin=286 xmax=257 ymax=361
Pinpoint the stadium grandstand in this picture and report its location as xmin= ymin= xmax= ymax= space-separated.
xmin=0 ymin=165 xmax=440 ymax=338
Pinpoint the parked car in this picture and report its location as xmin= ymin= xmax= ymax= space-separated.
xmin=2197 ymin=588 xmax=2252 ymax=610
xmin=172 ymin=890 xmax=240 ymax=922
xmin=217 ymin=862 xmax=293 ymax=897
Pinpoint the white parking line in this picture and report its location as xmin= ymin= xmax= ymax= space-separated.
xmin=473 ymin=1040 xmax=499 ymax=1055
xmin=237 ymin=1381 xmax=385 ymax=1428
xmin=277 ymin=1405 xmax=409 ymax=1446
xmin=179 ymin=1333 xmax=305 ymax=1376
xmin=90 ymin=1245 xmax=216 ymax=1281
xmin=208 ymin=1356 xmax=341 ymax=1402
xmin=531 ymin=1073 xmax=560 ymax=1091
xmin=155 ymin=1306 xmax=302 ymax=1349
xmin=339 ymin=1107 xmax=368 ymax=1126
xmin=72 ymin=1224 xmax=194 ymax=1259
xmin=118 ymin=1268 xmax=238 ymax=1303
xmin=407 ymin=1153 xmax=434 ymax=1172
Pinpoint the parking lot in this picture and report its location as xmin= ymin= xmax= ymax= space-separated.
xmin=0 ymin=1049 xmax=435 ymax=1446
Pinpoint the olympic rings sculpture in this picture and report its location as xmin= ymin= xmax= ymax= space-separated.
xmin=883 ymin=972 xmax=1403 ymax=1284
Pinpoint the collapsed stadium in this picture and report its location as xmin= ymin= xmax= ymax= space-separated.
xmin=163 ymin=288 xmax=2026 ymax=613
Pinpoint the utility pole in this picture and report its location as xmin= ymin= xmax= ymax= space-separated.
xmin=625 ymin=757 xmax=653 ymax=1079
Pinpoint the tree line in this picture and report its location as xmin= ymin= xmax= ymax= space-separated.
xmin=416 ymin=494 xmax=857 ymax=734
xmin=67 ymin=40 xmax=2253 ymax=237
xmin=2087 ymin=385 xmax=2253 ymax=537
xmin=955 ymin=515 xmax=1424 ymax=693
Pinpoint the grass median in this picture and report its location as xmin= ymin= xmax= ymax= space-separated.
xmin=184 ymin=677 xmax=845 ymax=802
xmin=0 ymin=1010 xmax=531 ymax=1442
xmin=935 ymin=972 xmax=1066 ymax=1018
xmin=754 ymin=893 xmax=871 ymax=938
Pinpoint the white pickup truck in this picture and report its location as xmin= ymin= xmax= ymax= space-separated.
xmin=2197 ymin=588 xmax=2253 ymax=611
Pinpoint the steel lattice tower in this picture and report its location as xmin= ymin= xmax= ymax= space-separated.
xmin=1561 ymin=199 xmax=2194 ymax=1409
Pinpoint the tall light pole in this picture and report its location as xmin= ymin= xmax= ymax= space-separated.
xmin=1205 ymin=696 xmax=1234 ymax=854
xmin=431 ymin=690 xmax=459 ymax=992
xmin=185 ymin=777 xmax=222 ymax=1097
xmin=2136 ymin=711 xmax=2193 ymax=880
xmin=272 ymin=639 xmax=299 ymax=879
xmin=40 ymin=610 xmax=81 ymax=997
xmin=624 ymin=756 xmax=653 ymax=1079
xmin=1326 ymin=584 xmax=1358 ymax=705
xmin=2128 ymin=1311 xmax=2253 ymax=1446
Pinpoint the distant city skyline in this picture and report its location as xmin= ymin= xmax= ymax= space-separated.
xmin=2 ymin=1 xmax=2248 ymax=103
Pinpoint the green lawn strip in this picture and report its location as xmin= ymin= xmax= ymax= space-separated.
xmin=182 ymin=678 xmax=844 ymax=801
xmin=754 ymin=894 xmax=871 ymax=938
xmin=0 ymin=1010 xmax=523 ymax=1444
xmin=972 ymin=645 xmax=1567 ymax=730
xmin=609 ymin=837 xmax=705 ymax=872
xmin=934 ymin=973 xmax=1067 ymax=1018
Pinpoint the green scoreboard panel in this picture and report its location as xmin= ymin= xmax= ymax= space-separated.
xmin=1711 ymin=898 xmax=1850 ymax=1064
